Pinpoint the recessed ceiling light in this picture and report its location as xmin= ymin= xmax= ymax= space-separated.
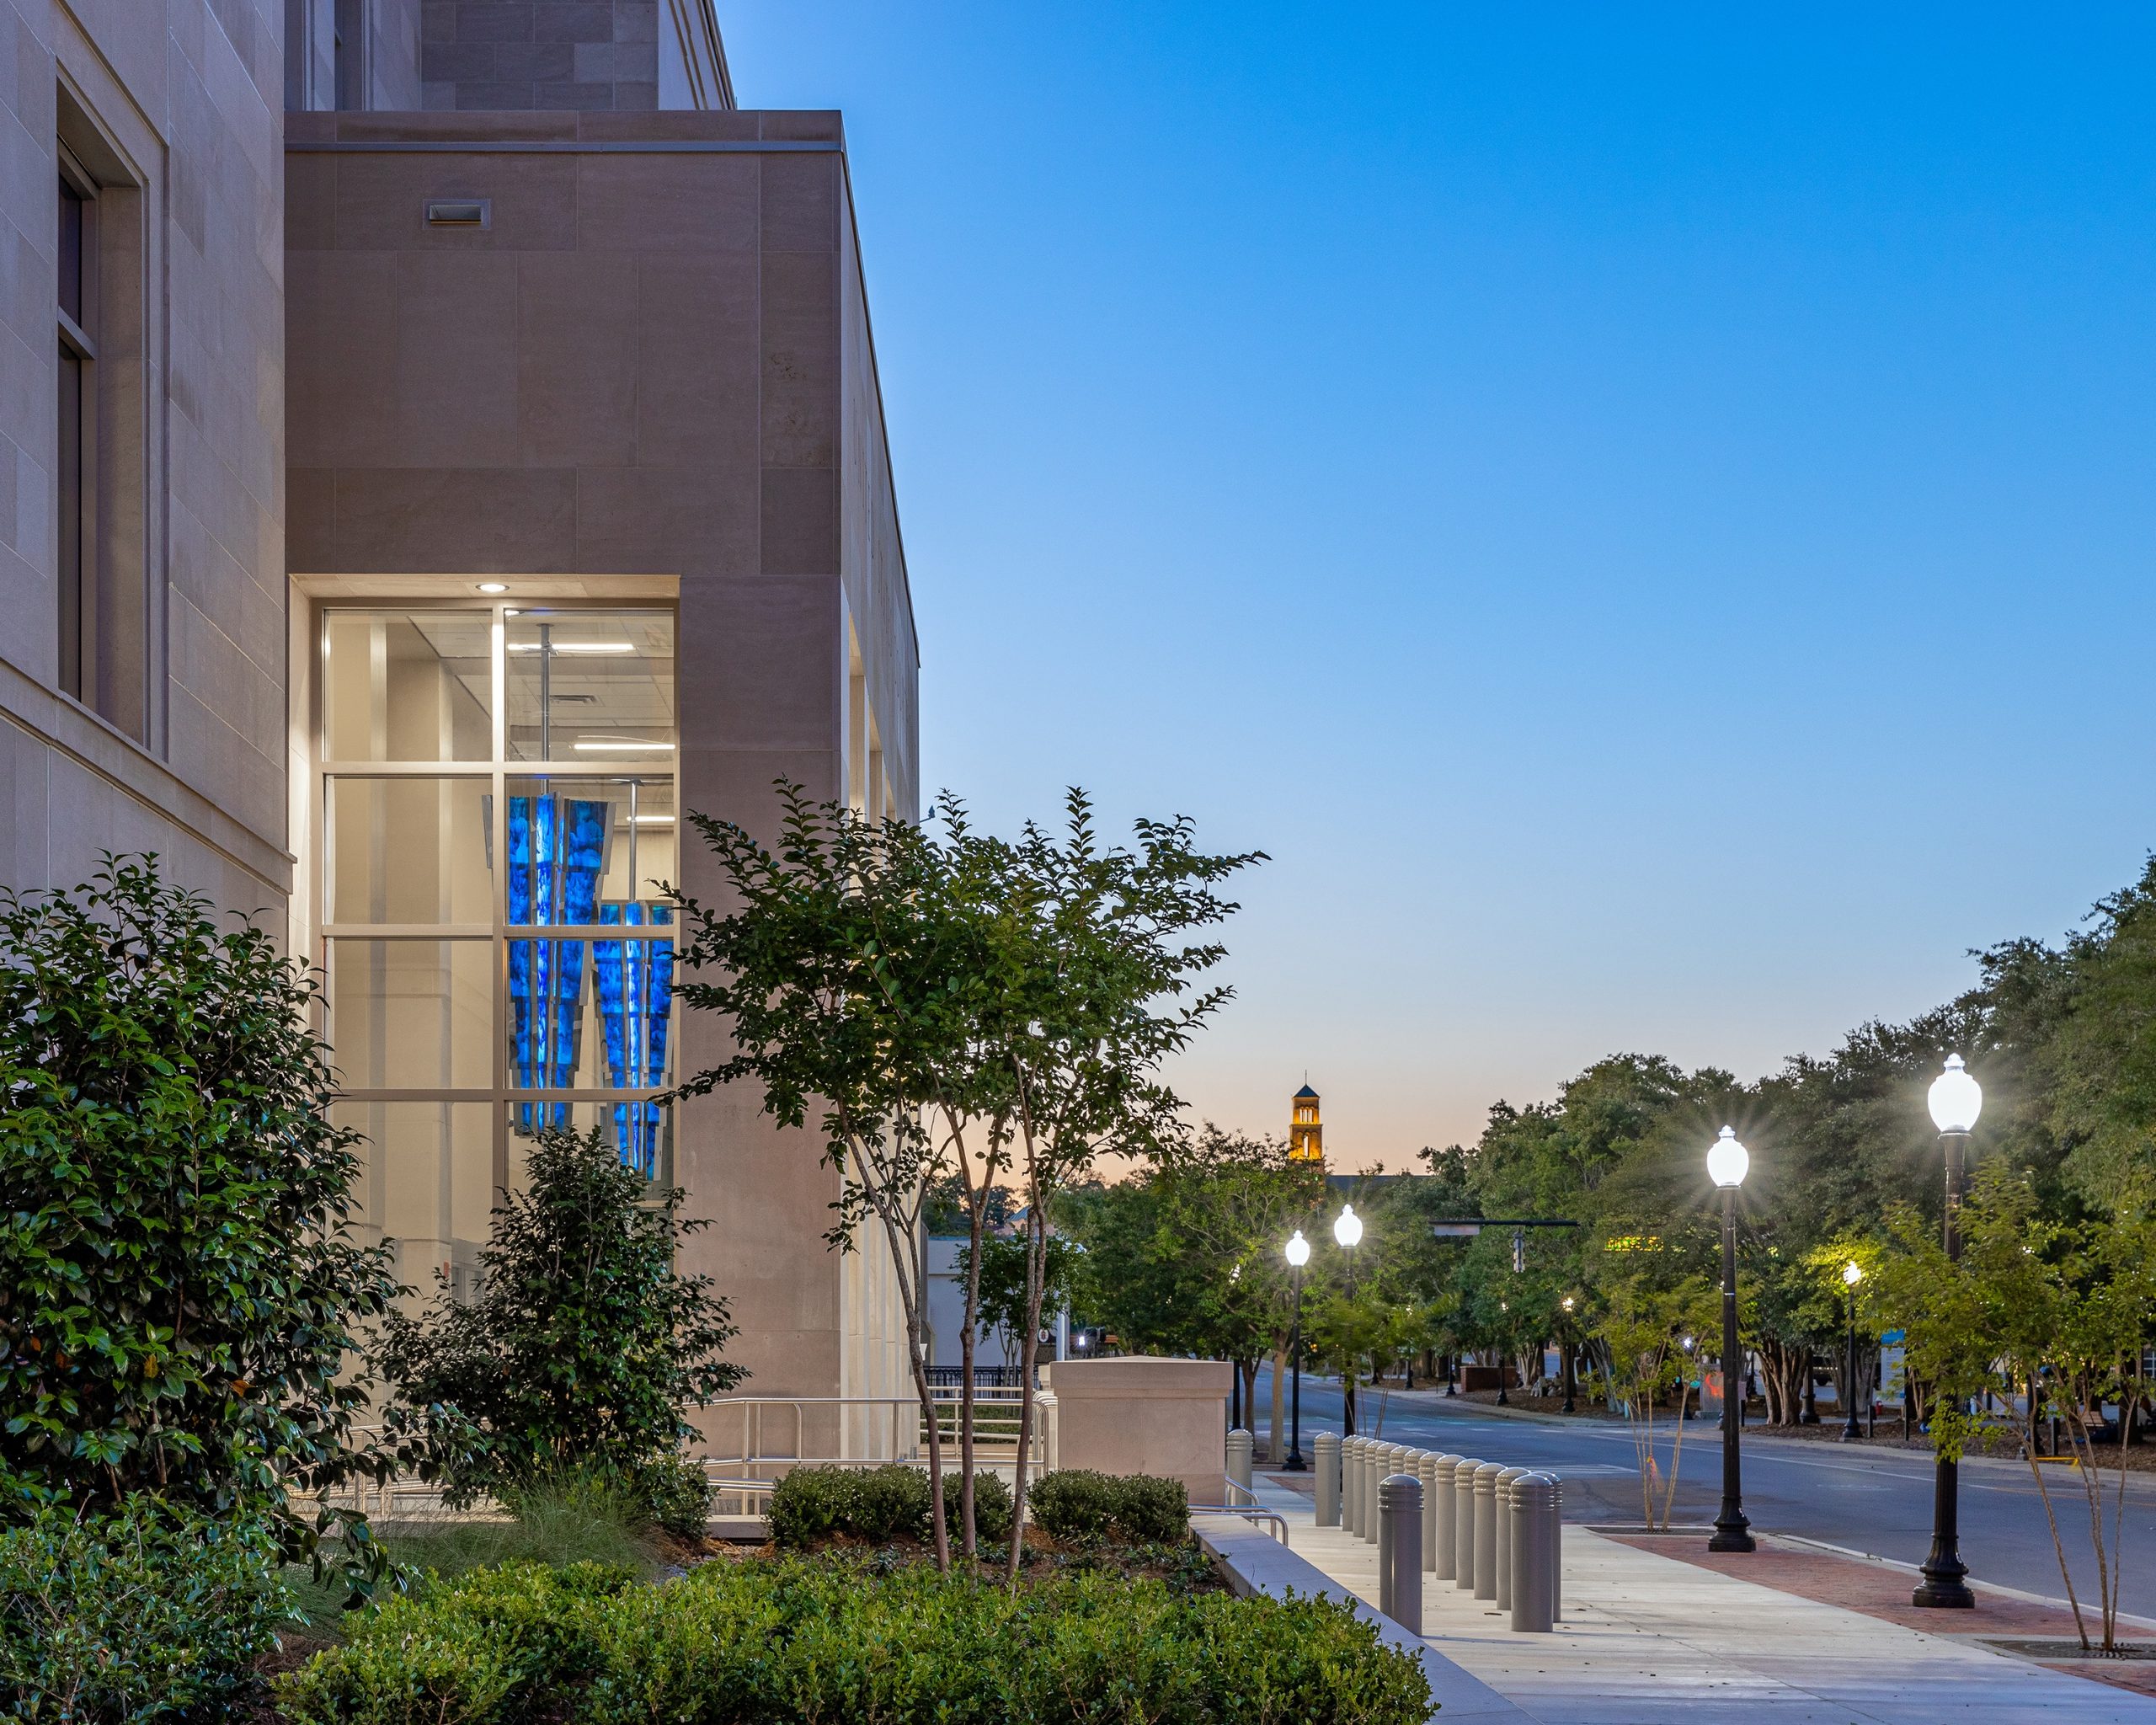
xmin=504 ymin=641 xmax=635 ymax=654
xmin=477 ymin=582 xmax=509 ymax=594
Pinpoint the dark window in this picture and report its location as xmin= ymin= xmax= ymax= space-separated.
xmin=56 ymin=168 xmax=91 ymax=702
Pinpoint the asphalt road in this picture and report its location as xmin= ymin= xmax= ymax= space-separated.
xmin=1252 ymin=1367 xmax=2156 ymax=1621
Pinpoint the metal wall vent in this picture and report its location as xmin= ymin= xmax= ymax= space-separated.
xmin=425 ymin=198 xmax=491 ymax=228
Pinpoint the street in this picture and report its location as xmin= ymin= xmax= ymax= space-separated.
xmin=1257 ymin=1368 xmax=2156 ymax=1620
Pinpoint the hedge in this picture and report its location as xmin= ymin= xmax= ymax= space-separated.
xmin=282 ymin=1555 xmax=1432 ymax=1725
xmin=766 ymin=1464 xmax=1014 ymax=1547
xmin=1028 ymin=1470 xmax=1187 ymax=1545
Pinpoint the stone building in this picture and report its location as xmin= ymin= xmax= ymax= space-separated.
xmin=3 ymin=0 xmax=917 ymax=1449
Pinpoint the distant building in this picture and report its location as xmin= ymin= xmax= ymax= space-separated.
xmin=1289 ymin=1083 xmax=1323 ymax=1163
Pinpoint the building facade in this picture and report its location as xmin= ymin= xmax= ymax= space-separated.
xmin=3 ymin=0 xmax=918 ymax=1445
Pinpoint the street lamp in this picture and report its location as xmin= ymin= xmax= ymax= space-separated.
xmin=1561 ymin=1295 xmax=1577 ymax=1413
xmin=1913 ymin=1055 xmax=1981 ymax=1609
xmin=1707 ymin=1126 xmax=1755 ymax=1553
xmin=1334 ymin=1204 xmax=1364 ymax=1434
xmin=1283 ymin=1230 xmax=1311 ymax=1471
xmin=1840 ymin=1261 xmax=1865 ymax=1443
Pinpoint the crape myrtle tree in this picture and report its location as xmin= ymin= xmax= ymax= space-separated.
xmin=670 ymin=787 xmax=983 ymax=1570
xmin=0 ymin=857 xmax=403 ymax=1591
xmin=960 ymin=793 xmax=1262 ymax=1583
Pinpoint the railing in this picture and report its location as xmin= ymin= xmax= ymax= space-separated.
xmin=1186 ymin=1473 xmax=1289 ymax=1543
xmin=694 ymin=1394 xmax=1047 ymax=1479
xmin=924 ymin=1365 xmax=1028 ymax=1389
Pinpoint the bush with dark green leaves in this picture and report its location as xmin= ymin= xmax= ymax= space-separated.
xmin=282 ymin=1552 xmax=1431 ymax=1725
xmin=1027 ymin=1469 xmax=1188 ymax=1545
xmin=766 ymin=1465 xmax=1011 ymax=1547
xmin=0 ymin=1497 xmax=294 ymax=1723
xmin=0 ymin=857 xmax=400 ymax=1583
xmin=377 ymin=1127 xmax=744 ymax=1535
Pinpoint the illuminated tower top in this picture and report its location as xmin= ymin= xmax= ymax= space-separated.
xmin=1289 ymin=1084 xmax=1323 ymax=1164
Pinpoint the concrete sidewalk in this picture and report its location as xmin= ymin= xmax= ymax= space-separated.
xmin=1245 ymin=1478 xmax=2156 ymax=1723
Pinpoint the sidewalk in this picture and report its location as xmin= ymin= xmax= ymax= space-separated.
xmin=1242 ymin=1477 xmax=2156 ymax=1723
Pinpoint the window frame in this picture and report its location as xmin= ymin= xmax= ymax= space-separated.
xmin=315 ymin=598 xmax=682 ymax=1223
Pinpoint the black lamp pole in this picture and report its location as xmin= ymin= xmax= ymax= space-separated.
xmin=1840 ymin=1279 xmax=1864 ymax=1442
xmin=1913 ymin=1129 xmax=1976 ymax=1608
xmin=1710 ymin=1182 xmax=1755 ymax=1552
xmin=1283 ymin=1263 xmax=1307 ymax=1470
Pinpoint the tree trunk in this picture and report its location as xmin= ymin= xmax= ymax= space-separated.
xmin=1005 ymin=1199 xmax=1050 ymax=1585
xmin=1268 ymin=1343 xmax=1287 ymax=1466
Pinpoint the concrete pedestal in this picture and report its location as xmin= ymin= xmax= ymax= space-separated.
xmin=1038 ymin=1356 xmax=1232 ymax=1503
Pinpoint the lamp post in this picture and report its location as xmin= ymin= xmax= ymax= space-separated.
xmin=1707 ymin=1126 xmax=1755 ymax=1553
xmin=1840 ymin=1261 xmax=1865 ymax=1443
xmin=1335 ymin=1204 xmax=1364 ymax=1435
xmin=1283 ymin=1230 xmax=1310 ymax=1471
xmin=1561 ymin=1295 xmax=1577 ymax=1414
xmin=1913 ymin=1055 xmax=1981 ymax=1610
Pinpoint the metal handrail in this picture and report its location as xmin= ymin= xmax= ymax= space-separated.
xmin=1191 ymin=1504 xmax=1290 ymax=1544
xmin=696 ymin=1394 xmax=1048 ymax=1477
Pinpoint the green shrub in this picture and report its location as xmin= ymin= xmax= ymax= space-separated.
xmin=0 ymin=859 xmax=401 ymax=1584
xmin=944 ymin=1468 xmax=1014 ymax=1543
xmin=392 ymin=1478 xmax=664 ymax=1583
xmin=1027 ymin=1469 xmax=1188 ymax=1545
xmin=282 ymin=1552 xmax=1431 ymax=1725
xmin=0 ymin=1498 xmax=293 ymax=1722
xmin=768 ymin=1466 xmax=1014 ymax=1548
xmin=630 ymin=1455 xmax=713 ymax=1542
xmin=378 ymin=1127 xmax=745 ymax=1513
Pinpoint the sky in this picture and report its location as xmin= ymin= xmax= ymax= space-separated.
xmin=721 ymin=4 xmax=2156 ymax=1169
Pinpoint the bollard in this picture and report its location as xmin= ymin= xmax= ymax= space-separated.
xmin=1352 ymin=1437 xmax=1369 ymax=1537
xmin=1341 ymin=1438 xmax=1358 ymax=1535
xmin=1452 ymin=1455 xmax=1481 ymax=1589
xmin=1377 ymin=1472 xmax=1425 ymax=1630
xmin=1226 ymin=1429 xmax=1254 ymax=1494
xmin=1554 ymin=1473 xmax=1565 ymax=1621
xmin=1314 ymin=1433 xmax=1342 ymax=1526
xmin=1433 ymin=1454 xmax=1462 ymax=1581
xmin=1509 ymin=1473 xmax=1556 ymax=1632
xmin=1494 ymin=1467 xmax=1526 ymax=1610
xmin=1472 ymin=1461 xmax=1504 ymax=1599
xmin=1362 ymin=1443 xmax=1385 ymax=1545
xmin=1418 ymin=1451 xmax=1440 ymax=1573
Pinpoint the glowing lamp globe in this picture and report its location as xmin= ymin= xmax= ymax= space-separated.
xmin=1333 ymin=1204 xmax=1364 ymax=1250
xmin=1928 ymin=1055 xmax=1983 ymax=1135
xmin=1842 ymin=1260 xmax=1863 ymax=1287
xmin=1285 ymin=1230 xmax=1311 ymax=1268
xmin=1706 ymin=1127 xmax=1749 ymax=1189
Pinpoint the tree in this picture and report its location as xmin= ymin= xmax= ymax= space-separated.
xmin=957 ymin=1231 xmax=1083 ymax=1369
xmin=961 ymin=793 xmax=1262 ymax=1581
xmin=378 ymin=1127 xmax=744 ymax=1534
xmin=1877 ymin=1166 xmax=2153 ymax=1652
xmin=670 ymin=788 xmax=975 ymax=1568
xmin=1594 ymin=1278 xmax=1716 ymax=1527
xmin=0 ymin=857 xmax=403 ymax=1584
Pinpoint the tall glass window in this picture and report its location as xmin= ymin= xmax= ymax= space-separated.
xmin=320 ymin=605 xmax=678 ymax=1287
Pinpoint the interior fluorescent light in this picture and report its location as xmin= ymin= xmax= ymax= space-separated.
xmin=622 ymin=814 xmax=675 ymax=826
xmin=477 ymin=582 xmax=509 ymax=594
xmin=506 ymin=641 xmax=636 ymax=654
xmin=574 ymin=740 xmax=675 ymax=752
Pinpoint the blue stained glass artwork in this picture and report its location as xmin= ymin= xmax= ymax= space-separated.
xmin=506 ymin=794 xmax=606 ymax=1135
xmin=595 ymin=901 xmax=674 ymax=1178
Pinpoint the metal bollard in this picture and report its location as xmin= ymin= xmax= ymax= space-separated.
xmin=1494 ymin=1467 xmax=1526 ymax=1610
xmin=1226 ymin=1429 xmax=1254 ymax=1494
xmin=1510 ymin=1473 xmax=1556 ymax=1632
xmin=1452 ymin=1455 xmax=1481 ymax=1589
xmin=1472 ymin=1461 xmax=1504 ymax=1599
xmin=1433 ymin=1454 xmax=1461 ymax=1581
xmin=1550 ymin=1472 xmax=1565 ymax=1623
xmin=1377 ymin=1471 xmax=1424 ymax=1630
xmin=1347 ymin=1437 xmax=1366 ymax=1535
xmin=1314 ymin=1433 xmax=1342 ymax=1526
xmin=1418 ymin=1451 xmax=1440 ymax=1573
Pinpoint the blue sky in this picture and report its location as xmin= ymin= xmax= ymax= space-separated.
xmin=723 ymin=4 xmax=2156 ymax=1167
